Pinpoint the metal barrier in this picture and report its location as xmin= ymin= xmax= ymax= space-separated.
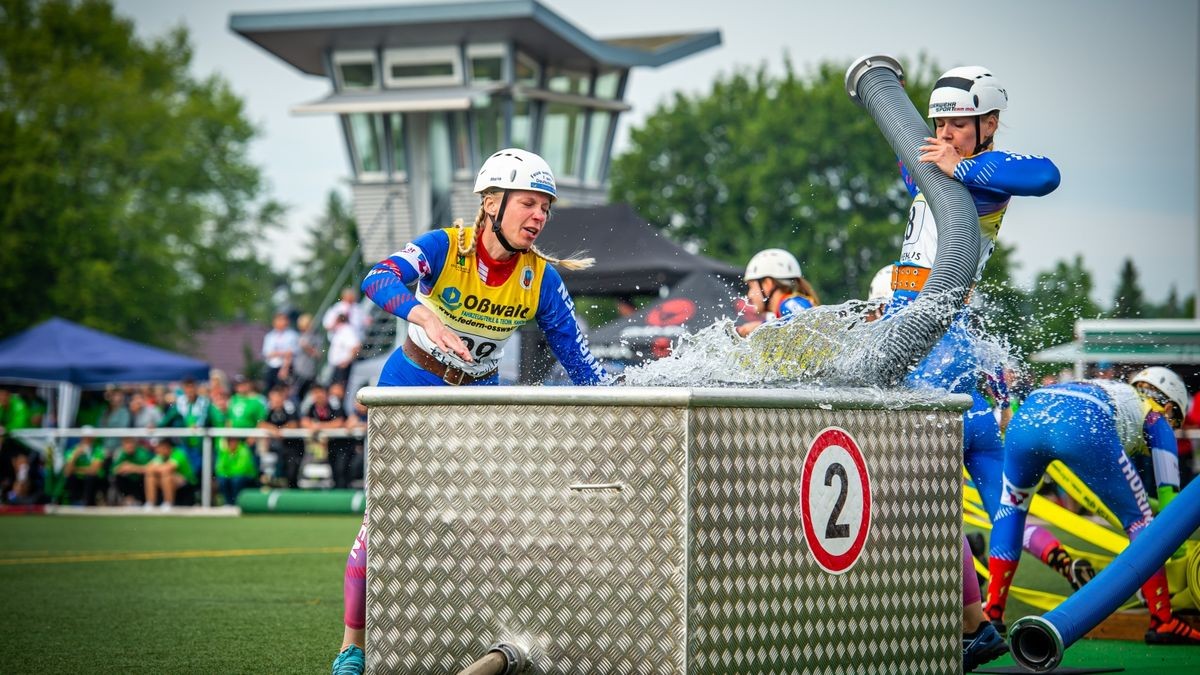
xmin=11 ymin=426 xmax=364 ymax=508
xmin=359 ymin=386 xmax=971 ymax=674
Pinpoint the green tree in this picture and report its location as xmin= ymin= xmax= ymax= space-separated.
xmin=1110 ymin=258 xmax=1146 ymax=318
xmin=0 ymin=0 xmax=280 ymax=347
xmin=610 ymin=56 xmax=939 ymax=303
xmin=1017 ymin=256 xmax=1101 ymax=370
xmin=290 ymin=189 xmax=366 ymax=313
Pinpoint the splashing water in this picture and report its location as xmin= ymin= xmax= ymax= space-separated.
xmin=621 ymin=290 xmax=1014 ymax=398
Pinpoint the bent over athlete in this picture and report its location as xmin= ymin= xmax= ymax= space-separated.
xmin=330 ymin=149 xmax=609 ymax=675
xmin=985 ymin=368 xmax=1200 ymax=645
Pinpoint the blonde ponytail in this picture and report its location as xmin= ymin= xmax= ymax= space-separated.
xmin=453 ymin=208 xmax=488 ymax=258
xmin=530 ymin=245 xmax=595 ymax=271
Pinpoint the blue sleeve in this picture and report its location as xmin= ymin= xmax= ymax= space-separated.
xmin=361 ymin=230 xmax=450 ymax=320
xmin=1144 ymin=412 xmax=1180 ymax=491
xmin=535 ymin=266 xmax=610 ymax=385
xmin=778 ymin=295 xmax=813 ymax=318
xmin=953 ymin=150 xmax=1060 ymax=197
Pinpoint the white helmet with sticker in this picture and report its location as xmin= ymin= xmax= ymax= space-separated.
xmin=1130 ymin=366 xmax=1188 ymax=424
xmin=928 ymin=66 xmax=1008 ymax=118
xmin=473 ymin=148 xmax=557 ymax=201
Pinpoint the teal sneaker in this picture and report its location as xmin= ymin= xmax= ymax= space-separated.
xmin=332 ymin=645 xmax=365 ymax=675
xmin=963 ymin=621 xmax=1008 ymax=672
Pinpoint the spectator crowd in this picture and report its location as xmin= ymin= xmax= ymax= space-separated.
xmin=0 ymin=297 xmax=374 ymax=509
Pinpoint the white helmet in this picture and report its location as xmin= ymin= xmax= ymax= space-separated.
xmin=868 ymin=264 xmax=894 ymax=302
xmin=1130 ymin=366 xmax=1189 ymax=422
xmin=473 ymin=148 xmax=557 ymax=201
xmin=745 ymin=249 xmax=802 ymax=282
xmin=928 ymin=66 xmax=1008 ymax=118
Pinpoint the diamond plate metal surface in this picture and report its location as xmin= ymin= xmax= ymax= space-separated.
xmin=366 ymin=396 xmax=961 ymax=674
xmin=688 ymin=407 xmax=960 ymax=674
xmin=366 ymin=404 xmax=690 ymax=674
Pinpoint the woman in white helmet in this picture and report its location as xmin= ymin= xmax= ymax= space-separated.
xmin=332 ymin=149 xmax=609 ymax=674
xmin=735 ymin=248 xmax=820 ymax=337
xmin=889 ymin=66 xmax=1062 ymax=672
xmin=984 ymin=366 xmax=1200 ymax=646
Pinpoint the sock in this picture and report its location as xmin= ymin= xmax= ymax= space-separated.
xmin=985 ymin=557 xmax=1020 ymax=621
xmin=1023 ymin=525 xmax=1063 ymax=563
xmin=1142 ymin=568 xmax=1172 ymax=626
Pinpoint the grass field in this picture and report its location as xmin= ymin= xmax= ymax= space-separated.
xmin=0 ymin=515 xmax=1196 ymax=673
xmin=0 ymin=514 xmax=357 ymax=674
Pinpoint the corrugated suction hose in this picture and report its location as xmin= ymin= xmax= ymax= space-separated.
xmin=844 ymin=55 xmax=981 ymax=385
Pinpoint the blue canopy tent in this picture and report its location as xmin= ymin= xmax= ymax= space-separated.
xmin=0 ymin=318 xmax=209 ymax=433
xmin=0 ymin=317 xmax=209 ymax=386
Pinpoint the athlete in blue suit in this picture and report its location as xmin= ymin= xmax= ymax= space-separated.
xmin=735 ymin=248 xmax=819 ymax=337
xmin=331 ymin=149 xmax=608 ymax=675
xmin=985 ymin=368 xmax=1200 ymax=645
xmin=885 ymin=66 xmax=1060 ymax=672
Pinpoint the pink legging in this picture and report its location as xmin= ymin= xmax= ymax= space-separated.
xmin=963 ymin=536 xmax=981 ymax=606
xmin=344 ymin=515 xmax=368 ymax=630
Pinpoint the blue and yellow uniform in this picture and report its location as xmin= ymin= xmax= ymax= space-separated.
xmin=362 ymin=226 xmax=608 ymax=386
xmin=985 ymin=380 xmax=1184 ymax=630
xmin=888 ymin=150 xmax=1059 ymax=521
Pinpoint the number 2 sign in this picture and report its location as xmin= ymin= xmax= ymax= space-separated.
xmin=800 ymin=427 xmax=872 ymax=574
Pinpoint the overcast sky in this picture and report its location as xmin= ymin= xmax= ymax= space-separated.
xmin=114 ymin=0 xmax=1199 ymax=305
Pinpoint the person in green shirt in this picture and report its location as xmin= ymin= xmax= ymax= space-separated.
xmin=144 ymin=438 xmax=197 ymax=510
xmin=228 ymin=375 xmax=268 ymax=429
xmin=111 ymin=436 xmax=154 ymax=506
xmin=64 ymin=428 xmax=107 ymax=506
xmin=216 ymin=439 xmax=258 ymax=507
xmin=1 ymin=388 xmax=35 ymax=503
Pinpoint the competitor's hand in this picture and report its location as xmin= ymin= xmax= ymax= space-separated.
xmin=918 ymin=137 xmax=962 ymax=176
xmin=425 ymin=322 xmax=473 ymax=362
xmin=409 ymin=306 xmax=473 ymax=363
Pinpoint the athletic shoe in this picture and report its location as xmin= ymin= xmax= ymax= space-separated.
xmin=990 ymin=617 xmax=1007 ymax=637
xmin=963 ymin=621 xmax=1008 ymax=672
xmin=1068 ymin=558 xmax=1096 ymax=590
xmin=332 ymin=645 xmax=365 ymax=675
xmin=1145 ymin=616 xmax=1200 ymax=645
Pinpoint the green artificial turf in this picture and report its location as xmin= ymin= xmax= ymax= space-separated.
xmin=1 ymin=516 xmax=1196 ymax=673
xmin=0 ymin=514 xmax=359 ymax=674
xmin=967 ymin=524 xmax=1200 ymax=673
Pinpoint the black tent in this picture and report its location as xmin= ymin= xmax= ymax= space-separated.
xmin=587 ymin=272 xmax=749 ymax=364
xmin=535 ymin=203 xmax=741 ymax=295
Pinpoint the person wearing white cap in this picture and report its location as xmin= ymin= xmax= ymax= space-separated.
xmin=886 ymin=65 xmax=1061 ymax=673
xmin=735 ymin=248 xmax=820 ymax=337
xmin=334 ymin=148 xmax=610 ymax=675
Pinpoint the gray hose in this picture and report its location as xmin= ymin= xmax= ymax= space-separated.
xmin=844 ymin=55 xmax=982 ymax=385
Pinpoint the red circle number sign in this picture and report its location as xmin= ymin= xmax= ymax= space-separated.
xmin=800 ymin=427 xmax=872 ymax=574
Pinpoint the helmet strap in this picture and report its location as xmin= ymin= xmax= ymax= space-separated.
xmin=972 ymin=116 xmax=995 ymax=156
xmin=489 ymin=190 xmax=526 ymax=254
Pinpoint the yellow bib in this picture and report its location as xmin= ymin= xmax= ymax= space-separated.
xmin=409 ymin=227 xmax=545 ymax=375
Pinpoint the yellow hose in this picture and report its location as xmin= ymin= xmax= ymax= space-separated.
xmin=1044 ymin=461 xmax=1123 ymax=530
